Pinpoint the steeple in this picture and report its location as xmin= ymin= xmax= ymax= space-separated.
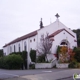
xmin=40 ymin=18 xmax=43 ymax=29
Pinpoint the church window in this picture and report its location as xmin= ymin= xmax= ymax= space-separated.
xmin=24 ymin=42 xmax=27 ymax=51
xmin=40 ymin=34 xmax=44 ymax=41
xmin=34 ymin=38 xmax=35 ymax=41
xmin=18 ymin=44 xmax=20 ymax=52
xmin=60 ymin=42 xmax=67 ymax=45
xmin=30 ymin=40 xmax=32 ymax=42
xmin=10 ymin=46 xmax=12 ymax=53
xmin=14 ymin=45 xmax=16 ymax=52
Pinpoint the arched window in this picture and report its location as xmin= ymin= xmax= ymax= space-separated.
xmin=14 ymin=45 xmax=16 ymax=52
xmin=10 ymin=46 xmax=12 ymax=53
xmin=19 ymin=44 xmax=20 ymax=52
xmin=60 ymin=39 xmax=69 ymax=46
xmin=24 ymin=42 xmax=27 ymax=51
xmin=60 ymin=42 xmax=67 ymax=45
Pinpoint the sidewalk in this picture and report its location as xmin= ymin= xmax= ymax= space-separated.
xmin=5 ymin=69 xmax=80 ymax=80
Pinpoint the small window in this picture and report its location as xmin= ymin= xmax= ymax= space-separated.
xmin=24 ymin=41 xmax=27 ymax=51
xmin=10 ymin=46 xmax=12 ymax=53
xmin=34 ymin=38 xmax=35 ymax=41
xmin=14 ymin=45 xmax=16 ymax=52
xmin=18 ymin=44 xmax=20 ymax=52
xmin=30 ymin=40 xmax=32 ymax=42
xmin=63 ymin=32 xmax=65 ymax=34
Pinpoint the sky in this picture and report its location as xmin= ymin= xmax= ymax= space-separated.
xmin=0 ymin=0 xmax=80 ymax=49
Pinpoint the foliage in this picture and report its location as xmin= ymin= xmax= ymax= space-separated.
xmin=0 ymin=54 xmax=23 ymax=69
xmin=77 ymin=63 xmax=80 ymax=68
xmin=73 ymin=47 xmax=77 ymax=52
xmin=36 ymin=54 xmax=45 ymax=63
xmin=30 ymin=49 xmax=36 ymax=62
xmin=22 ymin=51 xmax=27 ymax=69
xmin=68 ymin=48 xmax=75 ymax=62
xmin=29 ymin=63 xmax=35 ymax=69
xmin=56 ymin=46 xmax=61 ymax=60
xmin=0 ymin=49 xmax=4 ymax=57
xmin=73 ymin=29 xmax=80 ymax=47
xmin=38 ymin=33 xmax=53 ymax=62
xmin=60 ymin=46 xmax=68 ymax=54
xmin=59 ymin=46 xmax=69 ymax=63
xmin=68 ymin=60 xmax=78 ymax=68
xmin=10 ymin=51 xmax=27 ymax=69
xmin=74 ymin=48 xmax=80 ymax=62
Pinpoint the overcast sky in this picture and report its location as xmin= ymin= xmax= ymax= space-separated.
xmin=0 ymin=0 xmax=80 ymax=49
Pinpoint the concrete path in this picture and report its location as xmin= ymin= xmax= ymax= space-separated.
xmin=5 ymin=69 xmax=80 ymax=80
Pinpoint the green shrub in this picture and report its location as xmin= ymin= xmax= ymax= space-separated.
xmin=74 ymin=48 xmax=80 ymax=62
xmin=68 ymin=61 xmax=78 ymax=68
xmin=36 ymin=54 xmax=45 ymax=63
xmin=22 ymin=51 xmax=27 ymax=69
xmin=77 ymin=63 xmax=80 ymax=68
xmin=30 ymin=50 xmax=36 ymax=62
xmin=0 ymin=54 xmax=23 ymax=69
xmin=29 ymin=63 xmax=35 ymax=69
xmin=0 ymin=49 xmax=4 ymax=57
xmin=56 ymin=46 xmax=61 ymax=60
xmin=10 ymin=51 xmax=27 ymax=69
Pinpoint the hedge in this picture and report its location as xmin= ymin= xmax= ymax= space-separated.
xmin=10 ymin=51 xmax=27 ymax=69
xmin=0 ymin=54 xmax=23 ymax=69
xmin=30 ymin=50 xmax=36 ymax=62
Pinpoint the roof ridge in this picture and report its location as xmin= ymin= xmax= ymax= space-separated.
xmin=3 ymin=30 xmax=37 ymax=47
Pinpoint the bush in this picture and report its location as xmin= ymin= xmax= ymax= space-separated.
xmin=0 ymin=54 xmax=23 ymax=69
xmin=22 ymin=51 xmax=27 ymax=69
xmin=74 ymin=48 xmax=80 ymax=62
xmin=56 ymin=46 xmax=61 ymax=60
xmin=0 ymin=49 xmax=4 ymax=57
xmin=77 ymin=63 xmax=80 ymax=68
xmin=36 ymin=54 xmax=45 ymax=63
xmin=68 ymin=61 xmax=78 ymax=68
xmin=10 ymin=51 xmax=27 ymax=69
xmin=29 ymin=63 xmax=35 ymax=69
xmin=30 ymin=50 xmax=36 ymax=62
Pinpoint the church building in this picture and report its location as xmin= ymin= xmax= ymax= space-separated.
xmin=3 ymin=14 xmax=77 ymax=65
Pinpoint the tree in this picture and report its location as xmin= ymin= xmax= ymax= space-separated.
xmin=0 ymin=49 xmax=3 ymax=57
xmin=38 ymin=33 xmax=53 ymax=62
xmin=74 ymin=48 xmax=80 ymax=62
xmin=59 ymin=46 xmax=69 ymax=63
xmin=30 ymin=49 xmax=36 ymax=62
xmin=73 ymin=29 xmax=80 ymax=47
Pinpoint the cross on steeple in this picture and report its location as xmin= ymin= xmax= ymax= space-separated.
xmin=55 ymin=13 xmax=60 ymax=19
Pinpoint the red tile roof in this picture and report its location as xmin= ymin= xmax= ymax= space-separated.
xmin=49 ymin=28 xmax=75 ymax=38
xmin=3 ymin=30 xmax=37 ymax=47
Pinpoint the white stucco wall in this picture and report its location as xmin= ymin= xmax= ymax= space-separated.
xmin=37 ymin=19 xmax=77 ymax=55
xmin=51 ymin=30 xmax=77 ymax=54
xmin=37 ymin=19 xmax=77 ymax=43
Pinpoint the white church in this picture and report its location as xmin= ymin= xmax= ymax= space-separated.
xmin=3 ymin=14 xmax=77 ymax=65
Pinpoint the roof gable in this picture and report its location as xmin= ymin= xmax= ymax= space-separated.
xmin=49 ymin=29 xmax=75 ymax=38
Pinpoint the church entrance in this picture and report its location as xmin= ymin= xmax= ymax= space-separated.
xmin=60 ymin=39 xmax=70 ymax=47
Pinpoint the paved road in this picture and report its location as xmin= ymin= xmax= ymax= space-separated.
xmin=0 ymin=69 xmax=68 ymax=79
xmin=0 ymin=69 xmax=80 ymax=80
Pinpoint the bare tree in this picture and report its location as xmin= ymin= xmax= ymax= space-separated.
xmin=38 ymin=33 xmax=53 ymax=62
